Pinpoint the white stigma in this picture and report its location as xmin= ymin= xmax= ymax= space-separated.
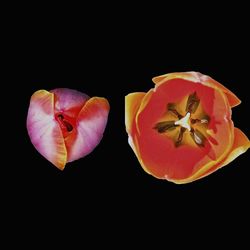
xmin=175 ymin=112 xmax=191 ymax=131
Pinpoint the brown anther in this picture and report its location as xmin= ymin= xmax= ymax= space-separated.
xmin=175 ymin=127 xmax=186 ymax=147
xmin=57 ymin=114 xmax=73 ymax=132
xmin=186 ymin=92 xmax=200 ymax=113
xmin=154 ymin=121 xmax=177 ymax=133
xmin=63 ymin=120 xmax=73 ymax=132
xmin=191 ymin=118 xmax=200 ymax=124
xmin=57 ymin=114 xmax=64 ymax=120
xmin=167 ymin=103 xmax=183 ymax=119
xmin=190 ymin=129 xmax=206 ymax=147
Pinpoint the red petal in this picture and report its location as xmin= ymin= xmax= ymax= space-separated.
xmin=152 ymin=72 xmax=241 ymax=107
xmin=196 ymin=127 xmax=250 ymax=180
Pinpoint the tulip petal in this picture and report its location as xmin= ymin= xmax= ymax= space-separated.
xmin=125 ymin=92 xmax=146 ymax=135
xmin=125 ymin=92 xmax=153 ymax=175
xmin=66 ymin=97 xmax=110 ymax=162
xmin=152 ymin=72 xmax=241 ymax=107
xmin=51 ymin=88 xmax=89 ymax=118
xmin=221 ymin=127 xmax=250 ymax=166
xmin=191 ymin=127 xmax=250 ymax=181
xmin=135 ymin=90 xmax=154 ymax=134
xmin=152 ymin=72 xmax=199 ymax=85
xmin=197 ymin=73 xmax=241 ymax=108
xmin=27 ymin=90 xmax=67 ymax=170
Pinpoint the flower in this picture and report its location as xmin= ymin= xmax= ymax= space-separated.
xmin=27 ymin=88 xmax=109 ymax=170
xmin=125 ymin=72 xmax=250 ymax=184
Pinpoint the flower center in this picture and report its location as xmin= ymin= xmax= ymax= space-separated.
xmin=154 ymin=92 xmax=210 ymax=147
xmin=174 ymin=112 xmax=191 ymax=131
xmin=56 ymin=113 xmax=74 ymax=137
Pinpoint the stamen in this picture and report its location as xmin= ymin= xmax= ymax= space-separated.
xmin=154 ymin=121 xmax=177 ymax=133
xmin=63 ymin=121 xmax=73 ymax=132
xmin=186 ymin=92 xmax=200 ymax=113
xmin=175 ymin=127 xmax=186 ymax=147
xmin=191 ymin=118 xmax=200 ymax=124
xmin=167 ymin=103 xmax=183 ymax=119
xmin=56 ymin=114 xmax=73 ymax=132
xmin=201 ymin=119 xmax=208 ymax=124
xmin=194 ymin=132 xmax=202 ymax=144
xmin=190 ymin=129 xmax=206 ymax=147
xmin=201 ymin=115 xmax=210 ymax=124
xmin=57 ymin=114 xmax=64 ymax=120
xmin=191 ymin=118 xmax=209 ymax=124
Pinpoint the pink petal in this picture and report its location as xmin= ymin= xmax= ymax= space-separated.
xmin=66 ymin=97 xmax=110 ymax=162
xmin=27 ymin=90 xmax=67 ymax=170
xmin=50 ymin=88 xmax=89 ymax=118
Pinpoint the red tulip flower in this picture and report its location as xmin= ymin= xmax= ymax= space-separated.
xmin=125 ymin=72 xmax=249 ymax=184
xmin=27 ymin=88 xmax=109 ymax=170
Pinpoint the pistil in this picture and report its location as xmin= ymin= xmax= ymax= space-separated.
xmin=174 ymin=112 xmax=191 ymax=131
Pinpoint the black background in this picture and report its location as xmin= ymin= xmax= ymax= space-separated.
xmin=3 ymin=3 xmax=249 ymax=245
